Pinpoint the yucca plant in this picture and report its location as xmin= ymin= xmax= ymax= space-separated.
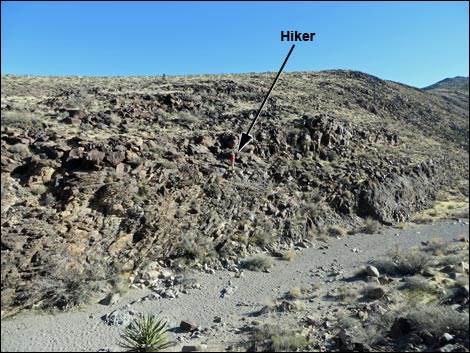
xmin=119 ymin=313 xmax=172 ymax=352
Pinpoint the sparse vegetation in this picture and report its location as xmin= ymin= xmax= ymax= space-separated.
xmin=30 ymin=184 xmax=47 ymax=195
xmin=336 ymin=286 xmax=359 ymax=303
xmin=1 ymin=71 xmax=468 ymax=352
xmin=251 ymin=324 xmax=308 ymax=352
xmin=358 ymin=218 xmax=381 ymax=234
xmin=373 ymin=247 xmax=432 ymax=276
xmin=407 ymin=304 xmax=469 ymax=337
xmin=1 ymin=111 xmax=38 ymax=128
xmin=282 ymin=249 xmax=296 ymax=261
xmin=328 ymin=225 xmax=348 ymax=237
xmin=285 ymin=287 xmax=303 ymax=300
xmin=244 ymin=254 xmax=273 ymax=272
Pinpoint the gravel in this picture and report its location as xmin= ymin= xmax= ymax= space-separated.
xmin=1 ymin=219 xmax=468 ymax=352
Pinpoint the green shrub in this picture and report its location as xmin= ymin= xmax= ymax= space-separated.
xmin=120 ymin=314 xmax=172 ymax=352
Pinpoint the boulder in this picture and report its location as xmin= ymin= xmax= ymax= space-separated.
xmin=365 ymin=265 xmax=380 ymax=277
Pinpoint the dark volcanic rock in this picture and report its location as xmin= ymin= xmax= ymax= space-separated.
xmin=358 ymin=159 xmax=448 ymax=224
xmin=0 ymin=71 xmax=468 ymax=315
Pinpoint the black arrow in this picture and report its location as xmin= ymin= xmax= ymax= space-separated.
xmin=237 ymin=44 xmax=295 ymax=153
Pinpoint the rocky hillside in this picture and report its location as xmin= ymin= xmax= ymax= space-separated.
xmin=424 ymin=76 xmax=469 ymax=93
xmin=1 ymin=71 xmax=468 ymax=314
xmin=423 ymin=76 xmax=469 ymax=118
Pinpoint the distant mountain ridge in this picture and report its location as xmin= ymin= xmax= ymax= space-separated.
xmin=422 ymin=76 xmax=469 ymax=114
xmin=423 ymin=76 xmax=469 ymax=92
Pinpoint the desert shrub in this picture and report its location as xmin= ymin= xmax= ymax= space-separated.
xmin=438 ymin=253 xmax=468 ymax=267
xmin=30 ymin=184 xmax=47 ymax=195
xmin=403 ymin=276 xmax=439 ymax=294
xmin=244 ymin=254 xmax=273 ymax=272
xmin=360 ymin=218 xmax=381 ymax=234
xmin=119 ymin=313 xmax=172 ymax=352
xmin=336 ymin=286 xmax=358 ymax=303
xmin=285 ymin=287 xmax=303 ymax=300
xmin=407 ymin=304 xmax=469 ymax=337
xmin=336 ymin=314 xmax=361 ymax=330
xmin=402 ymin=275 xmax=444 ymax=306
xmin=423 ymin=237 xmax=449 ymax=255
xmin=249 ymin=229 xmax=275 ymax=247
xmin=282 ymin=249 xmax=295 ymax=261
xmin=311 ymin=281 xmax=321 ymax=291
xmin=328 ymin=225 xmax=348 ymax=237
xmin=371 ymin=258 xmax=398 ymax=276
xmin=107 ymin=113 xmax=122 ymax=126
xmin=178 ymin=232 xmax=216 ymax=265
xmin=178 ymin=111 xmax=199 ymax=125
xmin=338 ymin=319 xmax=382 ymax=347
xmin=393 ymin=249 xmax=432 ymax=275
xmin=31 ymin=271 xmax=93 ymax=310
xmin=1 ymin=111 xmax=38 ymax=128
xmin=110 ymin=277 xmax=130 ymax=296
xmin=252 ymin=324 xmax=308 ymax=352
xmin=412 ymin=214 xmax=435 ymax=224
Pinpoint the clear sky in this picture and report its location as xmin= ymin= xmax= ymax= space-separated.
xmin=1 ymin=1 xmax=468 ymax=87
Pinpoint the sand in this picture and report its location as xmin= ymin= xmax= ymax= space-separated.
xmin=1 ymin=219 xmax=468 ymax=352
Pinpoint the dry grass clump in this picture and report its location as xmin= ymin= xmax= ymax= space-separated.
xmin=282 ymin=249 xmax=296 ymax=262
xmin=402 ymin=276 xmax=443 ymax=305
xmin=360 ymin=218 xmax=382 ymax=234
xmin=1 ymin=111 xmax=38 ymax=128
xmin=285 ymin=287 xmax=308 ymax=300
xmin=244 ymin=254 xmax=273 ymax=272
xmin=30 ymin=184 xmax=47 ymax=195
xmin=336 ymin=286 xmax=359 ymax=303
xmin=351 ymin=218 xmax=382 ymax=235
xmin=407 ymin=304 xmax=469 ymax=337
xmin=328 ymin=225 xmax=348 ymax=237
xmin=422 ymin=237 xmax=449 ymax=256
xmin=251 ymin=324 xmax=308 ymax=352
xmin=412 ymin=199 xmax=469 ymax=224
xmin=372 ymin=247 xmax=432 ymax=276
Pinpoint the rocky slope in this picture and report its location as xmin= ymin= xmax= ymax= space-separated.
xmin=423 ymin=76 xmax=469 ymax=123
xmin=1 ymin=71 xmax=468 ymax=314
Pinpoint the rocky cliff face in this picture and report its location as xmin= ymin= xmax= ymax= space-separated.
xmin=1 ymin=71 xmax=468 ymax=313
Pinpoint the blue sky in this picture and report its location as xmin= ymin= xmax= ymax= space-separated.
xmin=1 ymin=1 xmax=468 ymax=87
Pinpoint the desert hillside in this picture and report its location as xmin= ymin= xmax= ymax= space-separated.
xmin=1 ymin=70 xmax=468 ymax=315
xmin=423 ymin=76 xmax=469 ymax=119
